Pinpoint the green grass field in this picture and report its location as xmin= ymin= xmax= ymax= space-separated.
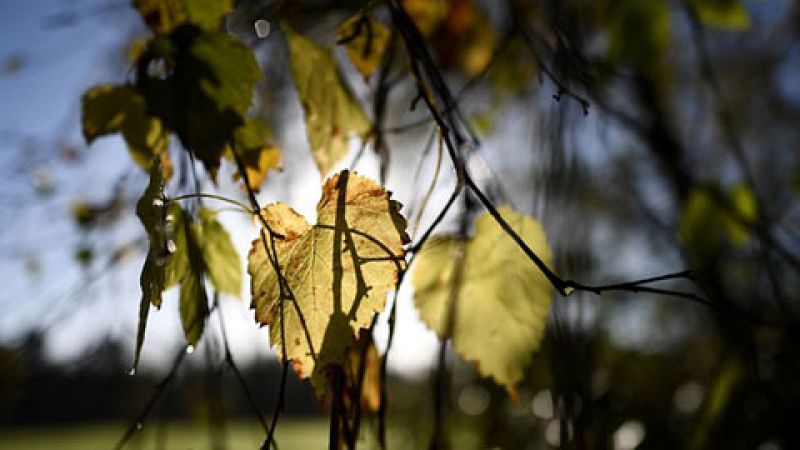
xmin=0 ymin=418 xmax=478 ymax=449
xmin=0 ymin=420 xmax=330 ymax=450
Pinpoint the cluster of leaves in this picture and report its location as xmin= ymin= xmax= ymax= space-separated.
xmin=80 ymin=0 xmax=558 ymax=423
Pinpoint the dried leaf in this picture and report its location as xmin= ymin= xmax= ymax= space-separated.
xmin=81 ymin=85 xmax=169 ymax=174
xmin=248 ymin=171 xmax=408 ymax=393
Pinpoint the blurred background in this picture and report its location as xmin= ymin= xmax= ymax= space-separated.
xmin=1 ymin=0 xmax=800 ymax=449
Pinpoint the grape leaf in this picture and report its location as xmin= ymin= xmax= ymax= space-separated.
xmin=337 ymin=14 xmax=390 ymax=80
xmin=284 ymin=27 xmax=371 ymax=177
xmin=689 ymin=0 xmax=750 ymax=30
xmin=81 ymin=85 xmax=169 ymax=174
xmin=413 ymin=205 xmax=553 ymax=398
xmin=248 ymin=171 xmax=408 ymax=392
xmin=134 ymin=0 xmax=232 ymax=35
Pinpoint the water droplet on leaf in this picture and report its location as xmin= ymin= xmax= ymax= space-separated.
xmin=166 ymin=240 xmax=177 ymax=254
xmin=254 ymin=19 xmax=271 ymax=38
xmin=135 ymin=422 xmax=143 ymax=431
xmin=126 ymin=367 xmax=136 ymax=376
xmin=152 ymin=198 xmax=164 ymax=208
xmin=186 ymin=344 xmax=195 ymax=354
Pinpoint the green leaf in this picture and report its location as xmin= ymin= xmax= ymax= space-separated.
xmin=285 ymin=26 xmax=371 ymax=177
xmin=679 ymin=184 xmax=757 ymax=260
xmin=134 ymin=159 xmax=167 ymax=369
xmin=133 ymin=0 xmax=232 ymax=34
xmin=194 ymin=207 xmax=242 ymax=296
xmin=248 ymin=171 xmax=408 ymax=393
xmin=413 ymin=205 xmax=553 ymax=398
xmin=689 ymin=0 xmax=750 ymax=30
xmin=167 ymin=204 xmax=210 ymax=345
xmin=726 ymin=184 xmax=757 ymax=244
xmin=337 ymin=14 xmax=391 ymax=79
xmin=139 ymin=29 xmax=260 ymax=179
xmin=81 ymin=85 xmax=169 ymax=172
xmin=608 ymin=0 xmax=671 ymax=76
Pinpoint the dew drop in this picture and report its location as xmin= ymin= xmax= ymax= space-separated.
xmin=151 ymin=198 xmax=165 ymax=208
xmin=165 ymin=214 xmax=174 ymax=223
xmin=186 ymin=344 xmax=195 ymax=355
xmin=254 ymin=19 xmax=271 ymax=38
xmin=135 ymin=422 xmax=143 ymax=431
xmin=126 ymin=367 xmax=136 ymax=376
xmin=166 ymin=240 xmax=177 ymax=254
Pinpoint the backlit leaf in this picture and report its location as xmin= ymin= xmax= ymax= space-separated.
xmin=337 ymin=14 xmax=390 ymax=79
xmin=689 ymin=0 xmax=750 ymax=30
xmin=680 ymin=184 xmax=757 ymax=260
xmin=228 ymin=119 xmax=282 ymax=192
xmin=81 ymin=85 xmax=169 ymax=173
xmin=413 ymin=205 xmax=553 ymax=397
xmin=285 ymin=27 xmax=371 ymax=177
xmin=194 ymin=207 xmax=242 ymax=297
xmin=248 ymin=171 xmax=408 ymax=392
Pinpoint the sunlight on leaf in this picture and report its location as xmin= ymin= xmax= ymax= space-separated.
xmin=689 ymin=0 xmax=750 ymax=30
xmin=248 ymin=171 xmax=408 ymax=393
xmin=227 ymin=119 xmax=282 ymax=192
xmin=285 ymin=27 xmax=371 ymax=178
xmin=680 ymin=184 xmax=757 ymax=260
xmin=337 ymin=14 xmax=390 ymax=80
xmin=81 ymin=85 xmax=169 ymax=173
xmin=413 ymin=205 xmax=553 ymax=398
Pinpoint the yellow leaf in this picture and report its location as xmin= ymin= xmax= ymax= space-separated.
xmin=248 ymin=171 xmax=408 ymax=393
xmin=81 ymin=85 xmax=169 ymax=173
xmin=227 ymin=119 xmax=282 ymax=192
xmin=413 ymin=206 xmax=553 ymax=398
xmin=337 ymin=14 xmax=391 ymax=79
xmin=284 ymin=27 xmax=371 ymax=177
xmin=403 ymin=0 xmax=447 ymax=37
xmin=689 ymin=0 xmax=750 ymax=30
